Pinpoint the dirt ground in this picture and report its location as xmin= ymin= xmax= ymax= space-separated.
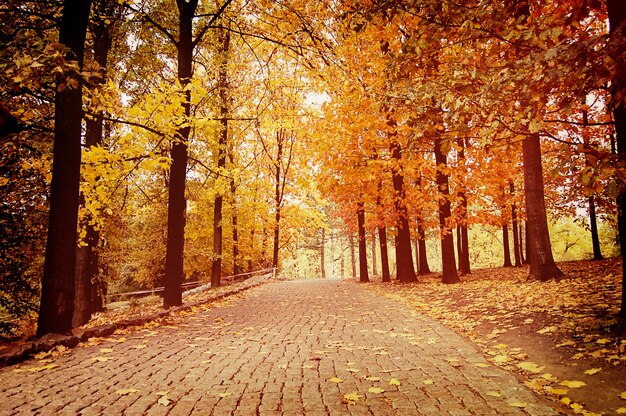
xmin=370 ymin=257 xmax=626 ymax=416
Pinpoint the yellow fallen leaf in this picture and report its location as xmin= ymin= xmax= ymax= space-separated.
xmin=561 ymin=397 xmax=572 ymax=405
xmin=620 ymin=391 xmax=626 ymax=400
xmin=368 ymin=387 xmax=385 ymax=394
xmin=545 ymin=387 xmax=569 ymax=395
xmin=115 ymin=388 xmax=138 ymax=395
xmin=343 ymin=392 xmax=362 ymax=405
xmin=474 ymin=363 xmax=489 ymax=368
xmin=365 ymin=376 xmax=380 ymax=381
xmin=492 ymin=354 xmax=510 ymax=363
xmin=555 ymin=340 xmax=576 ymax=348
xmin=423 ymin=379 xmax=434 ymax=385
xmin=616 ymin=408 xmax=626 ymax=414
xmin=584 ymin=368 xmax=602 ymax=375
xmin=596 ymin=338 xmax=611 ymax=345
xmin=131 ymin=344 xmax=147 ymax=349
xmin=537 ymin=326 xmax=558 ymax=334
xmin=541 ymin=373 xmax=558 ymax=382
xmin=517 ymin=361 xmax=545 ymax=374
xmin=560 ymin=380 xmax=587 ymax=389
xmin=570 ymin=402 xmax=583 ymax=412
xmin=347 ymin=368 xmax=360 ymax=373
xmin=14 ymin=363 xmax=58 ymax=373
xmin=217 ymin=392 xmax=231 ymax=398
xmin=509 ymin=402 xmax=527 ymax=408
xmin=389 ymin=378 xmax=401 ymax=386
xmin=328 ymin=377 xmax=344 ymax=383
xmin=157 ymin=396 xmax=171 ymax=406
xmin=486 ymin=391 xmax=502 ymax=397
xmin=493 ymin=343 xmax=508 ymax=349
xmin=99 ymin=348 xmax=113 ymax=353
xmin=92 ymin=356 xmax=110 ymax=362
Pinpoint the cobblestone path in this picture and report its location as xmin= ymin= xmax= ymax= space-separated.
xmin=0 ymin=280 xmax=560 ymax=415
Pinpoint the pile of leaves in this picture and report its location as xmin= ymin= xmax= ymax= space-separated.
xmin=370 ymin=258 xmax=626 ymax=416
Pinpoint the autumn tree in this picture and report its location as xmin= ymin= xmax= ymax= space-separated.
xmin=38 ymin=0 xmax=93 ymax=336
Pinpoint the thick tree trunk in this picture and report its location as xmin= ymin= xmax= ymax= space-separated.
xmin=38 ymin=0 xmax=92 ymax=336
xmin=522 ymin=133 xmax=564 ymax=281
xmin=164 ymin=0 xmax=198 ymax=307
xmin=378 ymin=226 xmax=391 ymax=282
xmin=74 ymin=3 xmax=113 ymax=326
xmin=607 ymin=0 xmax=626 ymax=322
xmin=434 ymin=137 xmax=459 ymax=284
xmin=357 ymin=201 xmax=369 ymax=283
xmin=211 ymin=25 xmax=230 ymax=288
xmin=390 ymin=141 xmax=417 ymax=283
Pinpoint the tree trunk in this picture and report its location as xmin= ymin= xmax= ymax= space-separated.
xmin=456 ymin=138 xmax=471 ymax=275
xmin=164 ymin=0 xmax=198 ymax=307
xmin=390 ymin=141 xmax=417 ymax=283
xmin=502 ymin=222 xmax=513 ymax=267
xmin=231 ymin=179 xmax=240 ymax=276
xmin=74 ymin=2 xmax=113 ymax=326
xmin=357 ymin=201 xmax=369 ymax=283
xmin=510 ymin=180 xmax=522 ymax=267
xmin=211 ymin=24 xmax=230 ymax=288
xmin=582 ymin=108 xmax=604 ymax=261
xmin=320 ymin=228 xmax=326 ymax=279
xmin=607 ymin=0 xmax=626 ymax=322
xmin=349 ymin=230 xmax=356 ymax=278
xmin=416 ymin=214 xmax=431 ymax=275
xmin=371 ymin=231 xmax=377 ymax=277
xmin=37 ymin=0 xmax=92 ymax=336
xmin=588 ymin=196 xmax=603 ymax=260
xmin=434 ymin=137 xmax=459 ymax=284
xmin=522 ymin=133 xmax=564 ymax=281
xmin=378 ymin=226 xmax=391 ymax=282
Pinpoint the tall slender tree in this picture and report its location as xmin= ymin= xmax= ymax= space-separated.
xmin=357 ymin=200 xmax=369 ymax=283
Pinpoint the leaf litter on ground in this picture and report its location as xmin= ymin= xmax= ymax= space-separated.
xmin=369 ymin=258 xmax=626 ymax=415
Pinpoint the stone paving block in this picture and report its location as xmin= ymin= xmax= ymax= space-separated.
xmin=0 ymin=280 xmax=561 ymax=416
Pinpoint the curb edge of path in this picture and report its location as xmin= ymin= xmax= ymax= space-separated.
xmin=0 ymin=278 xmax=269 ymax=369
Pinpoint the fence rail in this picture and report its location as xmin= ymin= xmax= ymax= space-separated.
xmin=106 ymin=267 xmax=276 ymax=303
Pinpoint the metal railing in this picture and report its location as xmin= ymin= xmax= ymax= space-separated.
xmin=106 ymin=267 xmax=276 ymax=303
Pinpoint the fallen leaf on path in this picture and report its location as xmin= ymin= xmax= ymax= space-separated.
xmin=423 ymin=379 xmax=434 ymax=385
xmin=328 ymin=377 xmax=344 ymax=383
xmin=509 ymin=402 xmax=528 ymax=408
xmin=131 ymin=344 xmax=147 ymax=350
xmin=342 ymin=392 xmax=362 ymax=405
xmin=368 ymin=387 xmax=385 ymax=394
xmin=620 ymin=391 xmax=626 ymax=400
xmin=560 ymin=380 xmax=587 ymax=389
xmin=217 ymin=392 xmax=231 ymax=398
xmin=347 ymin=368 xmax=360 ymax=373
xmin=99 ymin=348 xmax=113 ymax=353
xmin=14 ymin=364 xmax=58 ymax=373
xmin=517 ymin=361 xmax=545 ymax=373
xmin=584 ymin=368 xmax=602 ymax=375
xmin=157 ymin=396 xmax=171 ymax=406
xmin=389 ymin=378 xmax=401 ymax=386
xmin=616 ymin=408 xmax=626 ymax=414
xmin=92 ymin=356 xmax=110 ymax=362
xmin=115 ymin=388 xmax=138 ymax=395
xmin=485 ymin=391 xmax=501 ymax=397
